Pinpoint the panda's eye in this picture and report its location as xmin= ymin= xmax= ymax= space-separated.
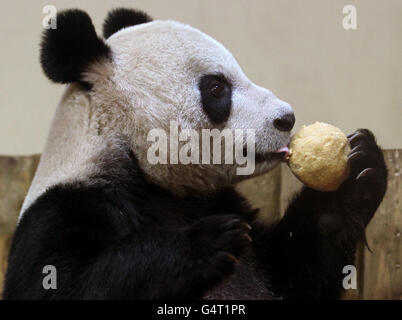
xmin=210 ymin=83 xmax=225 ymax=97
xmin=199 ymin=74 xmax=233 ymax=125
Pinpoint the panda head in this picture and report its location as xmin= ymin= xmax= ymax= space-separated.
xmin=40 ymin=8 xmax=294 ymax=195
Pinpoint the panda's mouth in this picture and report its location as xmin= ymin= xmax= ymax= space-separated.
xmin=254 ymin=147 xmax=290 ymax=163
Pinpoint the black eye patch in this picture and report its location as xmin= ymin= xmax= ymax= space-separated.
xmin=199 ymin=74 xmax=232 ymax=125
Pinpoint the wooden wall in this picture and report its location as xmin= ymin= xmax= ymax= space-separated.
xmin=0 ymin=151 xmax=400 ymax=299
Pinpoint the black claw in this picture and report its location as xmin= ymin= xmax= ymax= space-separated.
xmin=349 ymin=133 xmax=367 ymax=146
xmin=350 ymin=144 xmax=366 ymax=154
xmin=356 ymin=168 xmax=375 ymax=180
xmin=348 ymin=150 xmax=365 ymax=161
xmin=347 ymin=132 xmax=361 ymax=139
xmin=243 ymin=234 xmax=253 ymax=242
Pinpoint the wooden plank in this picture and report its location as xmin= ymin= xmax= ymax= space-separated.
xmin=0 ymin=155 xmax=40 ymax=236
xmin=0 ymin=234 xmax=12 ymax=297
xmin=362 ymin=150 xmax=402 ymax=300
xmin=0 ymin=155 xmax=39 ymax=298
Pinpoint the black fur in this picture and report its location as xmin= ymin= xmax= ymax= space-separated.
xmin=103 ymin=8 xmax=152 ymax=39
xmin=40 ymin=9 xmax=111 ymax=89
xmin=3 ymin=129 xmax=387 ymax=299
xmin=199 ymin=74 xmax=232 ymax=125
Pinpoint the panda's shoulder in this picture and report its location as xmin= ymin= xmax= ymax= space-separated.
xmin=15 ymin=182 xmax=133 ymax=247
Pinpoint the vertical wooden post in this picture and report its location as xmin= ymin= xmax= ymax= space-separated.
xmin=362 ymin=150 xmax=402 ymax=299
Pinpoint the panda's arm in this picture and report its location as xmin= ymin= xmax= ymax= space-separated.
xmin=252 ymin=129 xmax=388 ymax=299
xmin=3 ymin=184 xmax=250 ymax=299
xmin=71 ymin=215 xmax=251 ymax=300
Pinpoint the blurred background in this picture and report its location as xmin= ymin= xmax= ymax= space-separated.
xmin=0 ymin=0 xmax=400 ymax=299
xmin=0 ymin=0 xmax=401 ymax=154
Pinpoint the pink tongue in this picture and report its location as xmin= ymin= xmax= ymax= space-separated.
xmin=275 ymin=146 xmax=290 ymax=154
xmin=274 ymin=147 xmax=290 ymax=160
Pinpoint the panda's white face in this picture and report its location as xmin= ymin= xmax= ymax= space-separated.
xmin=87 ymin=20 xmax=294 ymax=194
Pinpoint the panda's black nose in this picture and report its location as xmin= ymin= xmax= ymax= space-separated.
xmin=273 ymin=113 xmax=295 ymax=132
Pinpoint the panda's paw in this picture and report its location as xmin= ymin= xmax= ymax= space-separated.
xmin=187 ymin=215 xmax=252 ymax=278
xmin=343 ymin=129 xmax=387 ymax=222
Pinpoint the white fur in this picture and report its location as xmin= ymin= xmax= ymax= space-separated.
xmin=20 ymin=20 xmax=293 ymax=218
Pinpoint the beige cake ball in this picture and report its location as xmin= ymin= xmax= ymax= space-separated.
xmin=288 ymin=122 xmax=351 ymax=192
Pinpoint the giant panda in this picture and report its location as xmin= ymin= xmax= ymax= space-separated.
xmin=3 ymin=8 xmax=387 ymax=300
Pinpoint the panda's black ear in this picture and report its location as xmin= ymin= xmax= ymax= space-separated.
xmin=103 ymin=8 xmax=152 ymax=39
xmin=40 ymin=9 xmax=111 ymax=89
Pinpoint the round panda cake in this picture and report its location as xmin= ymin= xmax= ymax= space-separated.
xmin=288 ymin=122 xmax=351 ymax=192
